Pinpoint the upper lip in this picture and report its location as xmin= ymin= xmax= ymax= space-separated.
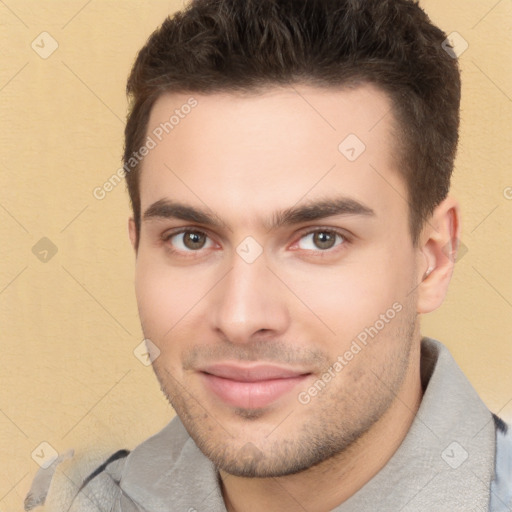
xmin=199 ymin=363 xmax=310 ymax=382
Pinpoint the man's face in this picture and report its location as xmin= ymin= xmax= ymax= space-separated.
xmin=132 ymin=84 xmax=423 ymax=477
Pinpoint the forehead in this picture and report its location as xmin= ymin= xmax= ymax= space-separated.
xmin=139 ymin=84 xmax=408 ymax=231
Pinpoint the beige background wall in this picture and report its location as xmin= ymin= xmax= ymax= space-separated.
xmin=0 ymin=1 xmax=511 ymax=509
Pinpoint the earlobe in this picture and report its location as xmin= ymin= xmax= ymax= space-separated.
xmin=416 ymin=197 xmax=461 ymax=314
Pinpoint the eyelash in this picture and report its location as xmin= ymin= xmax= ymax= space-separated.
xmin=161 ymin=227 xmax=351 ymax=258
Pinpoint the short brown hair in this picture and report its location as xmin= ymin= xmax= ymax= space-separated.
xmin=124 ymin=0 xmax=460 ymax=246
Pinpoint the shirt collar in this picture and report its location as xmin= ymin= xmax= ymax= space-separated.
xmin=335 ymin=337 xmax=495 ymax=511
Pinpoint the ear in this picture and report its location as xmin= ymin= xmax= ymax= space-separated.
xmin=416 ymin=196 xmax=461 ymax=314
xmin=128 ymin=217 xmax=139 ymax=253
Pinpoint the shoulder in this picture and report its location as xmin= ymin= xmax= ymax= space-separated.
xmin=490 ymin=414 xmax=512 ymax=512
xmin=27 ymin=417 xmax=216 ymax=511
xmin=24 ymin=448 xmax=129 ymax=512
xmin=28 ymin=417 xmax=192 ymax=512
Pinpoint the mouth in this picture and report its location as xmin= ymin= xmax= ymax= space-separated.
xmin=198 ymin=363 xmax=311 ymax=410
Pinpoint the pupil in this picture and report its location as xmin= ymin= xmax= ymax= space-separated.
xmin=314 ymin=231 xmax=335 ymax=249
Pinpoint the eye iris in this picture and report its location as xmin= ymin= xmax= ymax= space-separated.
xmin=184 ymin=231 xmax=206 ymax=250
xmin=313 ymin=231 xmax=336 ymax=250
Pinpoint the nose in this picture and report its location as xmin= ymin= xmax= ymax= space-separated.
xmin=210 ymin=252 xmax=290 ymax=344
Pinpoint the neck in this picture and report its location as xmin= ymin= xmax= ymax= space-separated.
xmin=219 ymin=342 xmax=423 ymax=512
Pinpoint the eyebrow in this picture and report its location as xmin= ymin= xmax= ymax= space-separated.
xmin=269 ymin=197 xmax=375 ymax=230
xmin=142 ymin=196 xmax=375 ymax=231
xmin=143 ymin=199 xmax=228 ymax=229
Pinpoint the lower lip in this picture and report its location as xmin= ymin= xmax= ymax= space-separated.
xmin=200 ymin=373 xmax=309 ymax=409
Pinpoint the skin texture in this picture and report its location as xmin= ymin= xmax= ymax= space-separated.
xmin=129 ymin=84 xmax=460 ymax=512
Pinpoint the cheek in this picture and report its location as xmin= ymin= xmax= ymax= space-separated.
xmin=283 ymin=248 xmax=414 ymax=338
xmin=134 ymin=256 xmax=198 ymax=339
xmin=134 ymin=267 xmax=198 ymax=373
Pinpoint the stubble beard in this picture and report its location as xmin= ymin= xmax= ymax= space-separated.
xmin=150 ymin=298 xmax=418 ymax=478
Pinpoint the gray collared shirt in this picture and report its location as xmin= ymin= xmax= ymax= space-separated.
xmin=40 ymin=337 xmax=512 ymax=511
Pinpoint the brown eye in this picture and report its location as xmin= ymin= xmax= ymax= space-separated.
xmin=313 ymin=231 xmax=337 ymax=249
xmin=166 ymin=230 xmax=213 ymax=252
xmin=183 ymin=231 xmax=207 ymax=250
xmin=297 ymin=230 xmax=345 ymax=251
